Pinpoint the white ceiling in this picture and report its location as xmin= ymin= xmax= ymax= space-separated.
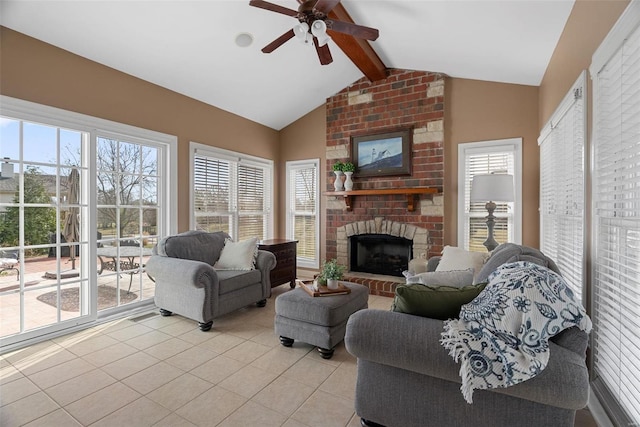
xmin=0 ymin=0 xmax=575 ymax=130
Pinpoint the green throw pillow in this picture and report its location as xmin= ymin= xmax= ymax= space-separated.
xmin=391 ymin=283 xmax=487 ymax=320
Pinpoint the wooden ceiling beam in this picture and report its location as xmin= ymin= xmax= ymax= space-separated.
xmin=327 ymin=3 xmax=387 ymax=81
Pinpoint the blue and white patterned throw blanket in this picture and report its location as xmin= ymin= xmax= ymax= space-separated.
xmin=440 ymin=261 xmax=592 ymax=403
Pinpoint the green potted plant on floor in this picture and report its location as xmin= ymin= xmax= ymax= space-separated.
xmin=319 ymin=258 xmax=345 ymax=289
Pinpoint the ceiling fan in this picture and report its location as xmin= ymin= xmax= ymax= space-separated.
xmin=249 ymin=0 xmax=379 ymax=65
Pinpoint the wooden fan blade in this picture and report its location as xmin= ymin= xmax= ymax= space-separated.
xmin=262 ymin=29 xmax=296 ymax=53
xmin=249 ymin=0 xmax=298 ymax=17
xmin=313 ymin=37 xmax=333 ymax=65
xmin=327 ymin=19 xmax=379 ymax=41
xmin=313 ymin=0 xmax=341 ymax=15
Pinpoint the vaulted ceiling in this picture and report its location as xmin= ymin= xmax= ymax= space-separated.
xmin=0 ymin=0 xmax=575 ymax=130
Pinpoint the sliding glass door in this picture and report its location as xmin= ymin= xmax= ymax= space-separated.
xmin=95 ymin=136 xmax=160 ymax=308
xmin=0 ymin=97 xmax=175 ymax=349
xmin=0 ymin=118 xmax=93 ymax=342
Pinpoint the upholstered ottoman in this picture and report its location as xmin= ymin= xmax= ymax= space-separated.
xmin=275 ymin=282 xmax=369 ymax=359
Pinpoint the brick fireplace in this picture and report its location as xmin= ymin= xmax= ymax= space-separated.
xmin=325 ymin=69 xmax=445 ymax=296
xmin=337 ymin=218 xmax=430 ymax=296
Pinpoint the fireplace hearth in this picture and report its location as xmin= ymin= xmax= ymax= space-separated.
xmin=350 ymin=234 xmax=412 ymax=277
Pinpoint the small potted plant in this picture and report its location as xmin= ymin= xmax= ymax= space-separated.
xmin=332 ymin=161 xmax=345 ymax=191
xmin=319 ymin=258 xmax=345 ymax=289
xmin=342 ymin=162 xmax=355 ymax=173
xmin=342 ymin=162 xmax=355 ymax=191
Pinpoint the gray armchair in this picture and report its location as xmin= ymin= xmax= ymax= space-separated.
xmin=145 ymin=230 xmax=276 ymax=331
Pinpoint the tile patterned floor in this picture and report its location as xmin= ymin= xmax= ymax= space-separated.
xmin=1 ymin=285 xmax=598 ymax=427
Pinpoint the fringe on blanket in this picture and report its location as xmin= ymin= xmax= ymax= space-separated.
xmin=440 ymin=320 xmax=464 ymax=361
xmin=440 ymin=319 xmax=476 ymax=403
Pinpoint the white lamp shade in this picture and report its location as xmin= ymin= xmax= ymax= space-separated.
xmin=311 ymin=20 xmax=331 ymax=46
xmin=470 ymin=174 xmax=514 ymax=202
xmin=293 ymin=22 xmax=311 ymax=44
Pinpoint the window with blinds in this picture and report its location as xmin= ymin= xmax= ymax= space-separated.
xmin=193 ymin=156 xmax=231 ymax=233
xmin=458 ymin=139 xmax=522 ymax=252
xmin=538 ymin=72 xmax=586 ymax=301
xmin=286 ymin=159 xmax=319 ymax=268
xmin=590 ymin=3 xmax=640 ymax=424
xmin=191 ymin=144 xmax=273 ymax=241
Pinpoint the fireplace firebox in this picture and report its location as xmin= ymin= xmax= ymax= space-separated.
xmin=350 ymin=234 xmax=412 ymax=277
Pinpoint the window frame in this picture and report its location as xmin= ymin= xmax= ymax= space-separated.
xmin=189 ymin=142 xmax=274 ymax=241
xmin=538 ymin=71 xmax=587 ymax=304
xmin=0 ymin=95 xmax=177 ymax=350
xmin=457 ymin=138 xmax=523 ymax=250
xmin=589 ymin=1 xmax=640 ymax=424
xmin=285 ymin=159 xmax=320 ymax=269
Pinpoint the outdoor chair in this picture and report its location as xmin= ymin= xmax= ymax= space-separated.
xmin=0 ymin=249 xmax=20 ymax=280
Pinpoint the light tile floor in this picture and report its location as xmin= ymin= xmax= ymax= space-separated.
xmin=0 ymin=285 xmax=598 ymax=427
xmin=0 ymin=286 xmax=391 ymax=427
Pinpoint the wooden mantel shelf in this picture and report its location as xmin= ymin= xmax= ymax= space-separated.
xmin=324 ymin=187 xmax=438 ymax=212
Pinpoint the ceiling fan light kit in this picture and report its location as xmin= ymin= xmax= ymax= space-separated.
xmin=249 ymin=0 xmax=379 ymax=65
xmin=293 ymin=22 xmax=312 ymax=44
xmin=311 ymin=20 xmax=330 ymax=47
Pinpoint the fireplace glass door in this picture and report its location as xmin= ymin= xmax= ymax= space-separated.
xmin=350 ymin=234 xmax=412 ymax=277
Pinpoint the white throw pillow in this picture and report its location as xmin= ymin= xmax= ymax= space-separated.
xmin=406 ymin=268 xmax=475 ymax=288
xmin=214 ymin=237 xmax=259 ymax=270
xmin=435 ymin=246 xmax=489 ymax=278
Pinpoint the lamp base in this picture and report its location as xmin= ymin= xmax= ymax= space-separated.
xmin=483 ymin=237 xmax=499 ymax=253
xmin=483 ymin=201 xmax=499 ymax=252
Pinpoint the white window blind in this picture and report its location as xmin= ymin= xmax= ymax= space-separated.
xmin=237 ymin=163 xmax=269 ymax=241
xmin=193 ymin=156 xmax=232 ymax=233
xmin=458 ymin=139 xmax=522 ymax=252
xmin=286 ymin=159 xmax=320 ymax=268
xmin=191 ymin=144 xmax=273 ymax=241
xmin=590 ymin=2 xmax=640 ymax=424
xmin=538 ymin=72 xmax=586 ymax=301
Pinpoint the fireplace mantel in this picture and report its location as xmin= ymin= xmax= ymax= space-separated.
xmin=324 ymin=187 xmax=438 ymax=212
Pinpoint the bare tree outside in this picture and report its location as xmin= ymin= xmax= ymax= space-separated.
xmin=96 ymin=138 xmax=158 ymax=241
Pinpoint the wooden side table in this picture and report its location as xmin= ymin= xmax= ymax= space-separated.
xmin=258 ymin=239 xmax=298 ymax=289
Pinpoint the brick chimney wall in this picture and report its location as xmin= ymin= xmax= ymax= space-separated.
xmin=325 ymin=69 xmax=445 ymax=262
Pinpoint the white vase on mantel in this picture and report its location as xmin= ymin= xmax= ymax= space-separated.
xmin=333 ymin=171 xmax=344 ymax=191
xmin=344 ymin=172 xmax=354 ymax=191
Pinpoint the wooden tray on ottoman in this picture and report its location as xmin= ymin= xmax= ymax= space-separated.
xmin=297 ymin=280 xmax=352 ymax=297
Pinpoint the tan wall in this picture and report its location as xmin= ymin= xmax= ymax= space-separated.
xmin=278 ymin=105 xmax=327 ymax=262
xmin=2 ymin=0 xmax=630 ymax=250
xmin=285 ymin=0 xmax=630 ymax=254
xmin=0 ymin=27 xmax=281 ymax=233
xmin=539 ymin=0 xmax=629 ymax=128
xmin=444 ymin=79 xmax=540 ymax=248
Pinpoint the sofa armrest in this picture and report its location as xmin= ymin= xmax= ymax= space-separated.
xmin=345 ymin=309 xmax=589 ymax=410
xmin=255 ymin=250 xmax=277 ymax=297
xmin=427 ymin=256 xmax=441 ymax=272
xmin=346 ymin=309 xmax=457 ymax=379
xmin=146 ymin=256 xmax=218 ymax=291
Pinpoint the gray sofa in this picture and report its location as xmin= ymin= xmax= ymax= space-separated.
xmin=344 ymin=244 xmax=590 ymax=427
xmin=146 ymin=230 xmax=276 ymax=331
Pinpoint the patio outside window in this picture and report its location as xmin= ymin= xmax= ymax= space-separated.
xmin=0 ymin=97 xmax=175 ymax=349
